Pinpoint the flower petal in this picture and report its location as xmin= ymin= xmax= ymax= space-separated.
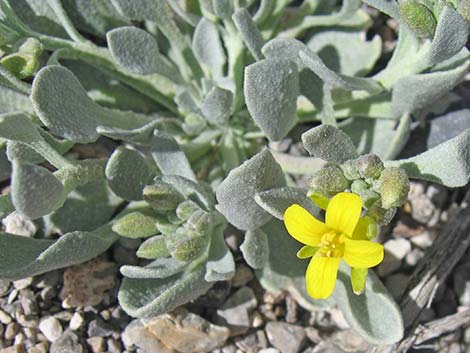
xmin=306 ymin=256 xmax=341 ymax=299
xmin=343 ymin=239 xmax=384 ymax=268
xmin=326 ymin=192 xmax=362 ymax=237
xmin=296 ymin=245 xmax=318 ymax=259
xmin=284 ymin=204 xmax=329 ymax=246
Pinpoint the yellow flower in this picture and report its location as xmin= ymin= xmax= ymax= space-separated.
xmin=283 ymin=192 xmax=384 ymax=299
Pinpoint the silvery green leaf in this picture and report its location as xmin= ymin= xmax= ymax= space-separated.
xmin=256 ymin=219 xmax=320 ymax=310
xmin=333 ymin=264 xmax=404 ymax=344
xmin=391 ymin=61 xmax=470 ymax=117
xmin=0 ymin=226 xmax=119 ymax=280
xmin=307 ymin=31 xmax=382 ymax=76
xmin=118 ymin=264 xmax=212 ymax=318
xmin=137 ymin=235 xmax=170 ymax=259
xmin=151 ymin=133 xmax=196 ymax=181
xmin=212 ymin=0 xmax=233 ymax=19
xmin=31 ymin=65 xmax=100 ymax=143
xmin=121 ymin=257 xmax=188 ymax=279
xmin=106 ymin=147 xmax=154 ymax=201
xmin=254 ymin=187 xmax=320 ymax=221
xmin=216 ymin=149 xmax=286 ymax=231
xmin=0 ymin=85 xmax=33 ymax=114
xmin=96 ymin=120 xmax=160 ymax=143
xmin=112 ymin=211 xmax=159 ymax=238
xmin=205 ymin=224 xmax=235 ymax=282
xmin=0 ymin=194 xmax=14 ymax=220
xmin=244 ymin=58 xmax=299 ymax=141
xmin=233 ymin=8 xmax=264 ymax=61
xmin=387 ymin=129 xmax=470 ymax=187
xmin=48 ymin=180 xmax=118 ymax=233
xmin=109 ymin=0 xmax=156 ymax=20
xmin=299 ymin=50 xmax=383 ymax=94
xmin=0 ymin=148 xmax=10 ymax=182
xmin=107 ymin=26 xmax=180 ymax=79
xmin=11 ymin=161 xmax=66 ymax=220
xmin=361 ymin=0 xmax=401 ymax=20
xmin=302 ymin=125 xmax=359 ymax=163
xmin=201 ymin=86 xmax=233 ymax=125
xmin=192 ymin=18 xmax=226 ymax=74
xmin=175 ymin=87 xmax=200 ymax=114
xmin=0 ymin=112 xmax=42 ymax=145
xmin=160 ymin=175 xmax=215 ymax=211
xmin=427 ymin=6 xmax=468 ymax=66
xmin=240 ymin=228 xmax=269 ymax=270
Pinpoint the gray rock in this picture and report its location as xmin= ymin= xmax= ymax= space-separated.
xmin=2 ymin=211 xmax=37 ymax=237
xmin=0 ymin=309 xmax=12 ymax=324
xmin=385 ymin=273 xmax=409 ymax=301
xmin=259 ymin=349 xmax=281 ymax=353
xmin=405 ymin=248 xmax=424 ymax=266
xmin=231 ymin=265 xmax=254 ymax=287
xmin=0 ymin=280 xmax=11 ymax=297
xmin=145 ymin=307 xmax=230 ymax=353
xmin=216 ymin=287 xmax=257 ymax=336
xmin=0 ymin=345 xmax=25 ymax=353
xmin=87 ymin=319 xmax=115 ymax=338
xmin=50 ymin=331 xmax=84 ymax=353
xmin=378 ymin=238 xmax=411 ymax=277
xmin=27 ymin=342 xmax=49 ymax=353
xmin=265 ymin=322 xmax=306 ymax=353
xmin=234 ymin=332 xmax=258 ymax=353
xmin=311 ymin=342 xmax=345 ymax=353
xmin=410 ymin=194 xmax=436 ymax=224
xmin=106 ymin=338 xmax=122 ymax=353
xmin=38 ymin=316 xmax=63 ymax=342
xmin=410 ymin=231 xmax=436 ymax=249
xmin=20 ymin=290 xmax=38 ymax=316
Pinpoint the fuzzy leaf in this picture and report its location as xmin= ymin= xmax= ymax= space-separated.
xmin=333 ymin=264 xmax=404 ymax=344
xmin=387 ymin=129 xmax=470 ymax=187
xmin=192 ymin=18 xmax=226 ymax=71
xmin=427 ymin=6 xmax=468 ymax=66
xmin=0 ymin=148 xmax=10 ymax=182
xmin=302 ymin=124 xmax=359 ymax=163
xmin=120 ymin=257 xmax=188 ymax=279
xmin=244 ymin=58 xmax=299 ymax=141
xmin=254 ymin=187 xmax=321 ymax=221
xmin=106 ymin=147 xmax=154 ymax=201
xmin=109 ymin=0 xmax=156 ymax=20
xmin=11 ymin=161 xmax=65 ymax=220
xmin=107 ymin=26 xmax=179 ymax=79
xmin=137 ymin=235 xmax=170 ymax=259
xmin=118 ymin=264 xmax=212 ymax=318
xmin=391 ymin=61 xmax=470 ymax=117
xmin=233 ymin=8 xmax=264 ymax=61
xmin=205 ymin=224 xmax=235 ymax=282
xmin=240 ymin=228 xmax=269 ymax=270
xmin=0 ymin=85 xmax=33 ymax=114
xmin=113 ymin=211 xmax=159 ymax=238
xmin=201 ymin=86 xmax=233 ymax=125
xmin=0 ymin=112 xmax=42 ymax=145
xmin=31 ymin=65 xmax=100 ymax=143
xmin=216 ymin=149 xmax=286 ymax=231
xmin=151 ymin=133 xmax=196 ymax=181
xmin=0 ymin=226 xmax=119 ymax=280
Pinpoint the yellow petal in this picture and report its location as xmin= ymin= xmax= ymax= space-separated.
xmin=326 ymin=192 xmax=362 ymax=237
xmin=306 ymin=256 xmax=341 ymax=299
xmin=351 ymin=216 xmax=378 ymax=241
xmin=296 ymin=245 xmax=318 ymax=259
xmin=343 ymin=239 xmax=384 ymax=268
xmin=284 ymin=204 xmax=329 ymax=246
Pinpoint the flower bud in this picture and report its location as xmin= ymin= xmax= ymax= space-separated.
xmin=351 ymin=180 xmax=380 ymax=208
xmin=308 ymin=165 xmax=350 ymax=197
xmin=399 ymin=0 xmax=437 ymax=38
xmin=176 ymin=200 xmax=200 ymax=221
xmin=186 ymin=210 xmax=212 ymax=236
xmin=166 ymin=227 xmax=209 ymax=261
xmin=1 ymin=38 xmax=43 ymax=79
xmin=341 ymin=160 xmax=361 ymax=181
xmin=143 ymin=182 xmax=185 ymax=212
xmin=368 ymin=200 xmax=397 ymax=225
xmin=354 ymin=154 xmax=384 ymax=179
xmin=379 ymin=167 xmax=410 ymax=209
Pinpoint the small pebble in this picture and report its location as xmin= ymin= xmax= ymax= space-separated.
xmin=231 ymin=265 xmax=254 ymax=287
xmin=5 ymin=322 xmax=20 ymax=340
xmin=38 ymin=316 xmax=63 ymax=342
xmin=0 ymin=344 xmax=25 ymax=353
xmin=13 ymin=279 xmax=32 ymax=291
xmin=50 ymin=331 xmax=83 ymax=353
xmin=69 ymin=313 xmax=84 ymax=331
xmin=0 ymin=309 xmax=12 ymax=324
xmin=87 ymin=337 xmax=105 ymax=353
xmin=27 ymin=342 xmax=48 ymax=353
xmin=106 ymin=338 xmax=122 ymax=353
xmin=87 ymin=319 xmax=115 ymax=338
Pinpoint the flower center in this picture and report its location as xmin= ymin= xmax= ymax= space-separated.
xmin=318 ymin=231 xmax=344 ymax=258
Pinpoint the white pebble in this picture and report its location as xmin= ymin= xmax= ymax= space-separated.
xmin=39 ymin=316 xmax=63 ymax=342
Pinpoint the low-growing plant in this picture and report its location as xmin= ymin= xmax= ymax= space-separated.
xmin=0 ymin=0 xmax=469 ymax=347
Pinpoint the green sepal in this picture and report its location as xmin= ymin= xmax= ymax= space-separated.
xmin=296 ymin=246 xmax=318 ymax=259
xmin=166 ymin=227 xmax=209 ymax=261
xmin=351 ymin=268 xmax=368 ymax=295
xmin=112 ymin=211 xmax=159 ymax=238
xmin=378 ymin=167 xmax=410 ymax=209
xmin=143 ymin=182 xmax=185 ymax=212
xmin=176 ymin=200 xmax=200 ymax=221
